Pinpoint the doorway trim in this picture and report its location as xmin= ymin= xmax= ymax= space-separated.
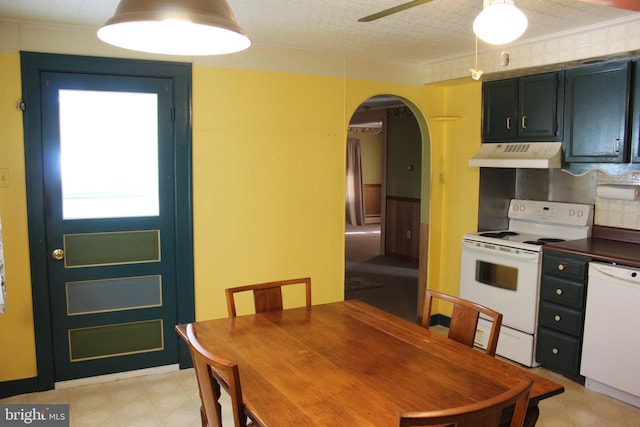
xmin=20 ymin=52 xmax=195 ymax=391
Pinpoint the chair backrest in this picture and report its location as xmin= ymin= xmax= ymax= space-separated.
xmin=225 ymin=277 xmax=312 ymax=317
xmin=183 ymin=323 xmax=250 ymax=427
xmin=420 ymin=290 xmax=503 ymax=357
xmin=398 ymin=378 xmax=533 ymax=427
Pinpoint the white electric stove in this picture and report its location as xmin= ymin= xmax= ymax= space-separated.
xmin=459 ymin=199 xmax=593 ymax=367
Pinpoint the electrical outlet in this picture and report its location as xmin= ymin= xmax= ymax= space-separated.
xmin=406 ymin=230 xmax=411 ymax=240
xmin=0 ymin=168 xmax=9 ymax=188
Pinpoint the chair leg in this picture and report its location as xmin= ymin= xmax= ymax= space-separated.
xmin=200 ymin=406 xmax=207 ymax=427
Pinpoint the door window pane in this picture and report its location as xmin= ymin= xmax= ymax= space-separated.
xmin=59 ymin=89 xmax=159 ymax=219
xmin=64 ymin=230 xmax=160 ymax=268
xmin=69 ymin=320 xmax=163 ymax=361
xmin=66 ymin=275 xmax=162 ymax=315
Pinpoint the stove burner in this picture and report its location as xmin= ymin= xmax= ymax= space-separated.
xmin=538 ymin=238 xmax=565 ymax=243
xmin=522 ymin=238 xmax=566 ymax=246
xmin=523 ymin=240 xmax=545 ymax=245
xmin=479 ymin=231 xmax=519 ymax=238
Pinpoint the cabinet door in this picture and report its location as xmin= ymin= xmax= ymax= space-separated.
xmin=631 ymin=59 xmax=640 ymax=163
xmin=563 ymin=61 xmax=630 ymax=163
xmin=519 ymin=72 xmax=562 ymax=140
xmin=482 ymin=79 xmax=517 ymax=141
xmin=537 ymin=327 xmax=582 ymax=377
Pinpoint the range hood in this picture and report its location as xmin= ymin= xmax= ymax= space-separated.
xmin=469 ymin=142 xmax=563 ymax=169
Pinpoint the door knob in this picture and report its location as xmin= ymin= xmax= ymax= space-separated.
xmin=52 ymin=248 xmax=65 ymax=260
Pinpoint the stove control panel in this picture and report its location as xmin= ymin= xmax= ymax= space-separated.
xmin=508 ymin=199 xmax=594 ymax=227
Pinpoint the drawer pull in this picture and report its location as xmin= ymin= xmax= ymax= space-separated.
xmin=552 ymin=348 xmax=559 ymax=355
xmin=554 ymin=315 xmax=561 ymax=322
xmin=556 ymin=288 xmax=563 ymax=296
xmin=557 ymin=263 xmax=566 ymax=271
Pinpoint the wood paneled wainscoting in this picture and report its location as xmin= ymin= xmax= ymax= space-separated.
xmin=385 ymin=196 xmax=420 ymax=261
xmin=364 ymin=183 xmax=381 ymax=224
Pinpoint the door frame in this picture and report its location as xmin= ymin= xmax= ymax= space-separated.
xmin=346 ymin=96 xmax=431 ymax=322
xmin=20 ymin=52 xmax=195 ymax=391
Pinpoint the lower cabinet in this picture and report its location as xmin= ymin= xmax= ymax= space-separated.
xmin=537 ymin=328 xmax=582 ymax=375
xmin=536 ymin=250 xmax=590 ymax=381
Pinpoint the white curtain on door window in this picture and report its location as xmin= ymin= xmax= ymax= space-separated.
xmin=346 ymin=138 xmax=365 ymax=226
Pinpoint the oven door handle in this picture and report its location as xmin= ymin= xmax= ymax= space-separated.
xmin=462 ymin=241 xmax=539 ymax=262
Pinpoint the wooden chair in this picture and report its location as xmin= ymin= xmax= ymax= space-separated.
xmin=180 ymin=323 xmax=254 ymax=427
xmin=225 ymin=277 xmax=312 ymax=317
xmin=398 ymin=378 xmax=533 ymax=427
xmin=421 ymin=290 xmax=503 ymax=357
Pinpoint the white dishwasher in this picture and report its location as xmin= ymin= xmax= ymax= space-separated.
xmin=581 ymin=261 xmax=640 ymax=408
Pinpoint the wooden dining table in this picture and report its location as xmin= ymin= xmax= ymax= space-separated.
xmin=176 ymin=300 xmax=564 ymax=426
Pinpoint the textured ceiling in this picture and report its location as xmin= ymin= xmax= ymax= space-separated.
xmin=0 ymin=0 xmax=638 ymax=66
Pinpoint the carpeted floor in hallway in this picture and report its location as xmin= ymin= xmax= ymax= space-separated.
xmin=344 ymin=223 xmax=419 ymax=323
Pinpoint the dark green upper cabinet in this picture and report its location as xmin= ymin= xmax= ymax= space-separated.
xmin=563 ymin=61 xmax=631 ymax=163
xmin=482 ymin=72 xmax=563 ymax=142
xmin=482 ymin=79 xmax=517 ymax=140
xmin=631 ymin=59 xmax=640 ymax=163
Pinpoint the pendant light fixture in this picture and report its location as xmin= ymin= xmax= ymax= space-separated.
xmin=469 ymin=37 xmax=483 ymax=80
xmin=98 ymin=0 xmax=251 ymax=56
xmin=473 ymin=0 xmax=528 ymax=45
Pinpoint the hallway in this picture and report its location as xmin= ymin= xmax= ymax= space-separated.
xmin=344 ymin=223 xmax=419 ymax=323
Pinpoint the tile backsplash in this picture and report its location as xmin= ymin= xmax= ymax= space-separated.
xmin=514 ymin=168 xmax=640 ymax=231
xmin=594 ymin=172 xmax=640 ymax=230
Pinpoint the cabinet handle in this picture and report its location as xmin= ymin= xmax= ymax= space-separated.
xmin=556 ymin=288 xmax=564 ymax=296
xmin=506 ymin=117 xmax=512 ymax=130
xmin=552 ymin=348 xmax=559 ymax=355
xmin=554 ymin=315 xmax=561 ymax=322
xmin=521 ymin=115 xmax=527 ymax=129
xmin=614 ymin=138 xmax=620 ymax=153
xmin=557 ymin=263 xmax=566 ymax=271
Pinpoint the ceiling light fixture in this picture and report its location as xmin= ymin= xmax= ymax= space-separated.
xmin=473 ymin=0 xmax=528 ymax=45
xmin=97 ymin=0 xmax=251 ymax=56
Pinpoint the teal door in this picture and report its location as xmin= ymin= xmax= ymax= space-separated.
xmin=40 ymin=71 xmax=179 ymax=381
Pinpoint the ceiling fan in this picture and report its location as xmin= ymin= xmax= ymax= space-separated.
xmin=357 ymin=0 xmax=434 ymax=22
xmin=357 ymin=0 xmax=640 ymax=23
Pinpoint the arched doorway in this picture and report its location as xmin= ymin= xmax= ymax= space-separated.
xmin=344 ymin=95 xmax=430 ymax=323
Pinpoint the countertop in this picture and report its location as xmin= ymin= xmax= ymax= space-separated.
xmin=543 ymin=226 xmax=640 ymax=268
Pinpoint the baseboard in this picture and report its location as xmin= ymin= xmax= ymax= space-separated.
xmin=55 ymin=364 xmax=180 ymax=389
xmin=0 ymin=377 xmax=39 ymax=399
xmin=431 ymin=314 xmax=451 ymax=328
xmin=364 ymin=215 xmax=381 ymax=224
xmin=0 ymin=364 xmax=184 ymax=399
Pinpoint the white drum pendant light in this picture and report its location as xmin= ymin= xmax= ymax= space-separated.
xmin=473 ymin=0 xmax=528 ymax=45
xmin=98 ymin=0 xmax=251 ymax=56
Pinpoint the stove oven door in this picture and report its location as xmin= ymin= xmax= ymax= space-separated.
xmin=459 ymin=239 xmax=542 ymax=366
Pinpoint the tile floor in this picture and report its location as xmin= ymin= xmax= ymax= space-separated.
xmin=2 ymin=360 xmax=640 ymax=426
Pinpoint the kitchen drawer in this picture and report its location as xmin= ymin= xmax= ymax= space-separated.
xmin=542 ymin=253 xmax=588 ymax=281
xmin=536 ymin=327 xmax=581 ymax=376
xmin=538 ymin=301 xmax=583 ymax=336
xmin=540 ymin=275 xmax=585 ymax=309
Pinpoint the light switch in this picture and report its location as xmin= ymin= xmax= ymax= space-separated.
xmin=0 ymin=168 xmax=10 ymax=188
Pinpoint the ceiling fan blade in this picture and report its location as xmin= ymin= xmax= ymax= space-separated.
xmin=573 ymin=0 xmax=640 ymax=11
xmin=358 ymin=0 xmax=435 ymax=22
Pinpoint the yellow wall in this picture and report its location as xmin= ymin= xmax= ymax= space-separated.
xmin=349 ymin=132 xmax=382 ymax=185
xmin=192 ymin=67 xmax=350 ymax=318
xmin=0 ymin=53 xmax=38 ymax=380
xmin=425 ymin=81 xmax=482 ymax=315
xmin=0 ymin=51 xmax=482 ymax=382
